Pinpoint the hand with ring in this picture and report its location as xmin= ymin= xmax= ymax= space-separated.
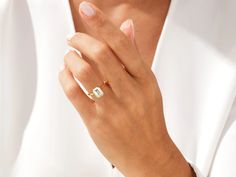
xmin=59 ymin=2 xmax=195 ymax=177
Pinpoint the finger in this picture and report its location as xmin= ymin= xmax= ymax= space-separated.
xmin=120 ymin=19 xmax=135 ymax=44
xmin=119 ymin=19 xmax=139 ymax=74
xmin=64 ymin=50 xmax=113 ymax=103
xmin=67 ymin=32 xmax=133 ymax=95
xmin=76 ymin=1 xmax=148 ymax=78
xmin=58 ymin=64 xmax=95 ymax=120
xmin=120 ymin=19 xmax=141 ymax=57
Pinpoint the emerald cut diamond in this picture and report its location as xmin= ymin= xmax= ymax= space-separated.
xmin=93 ymin=87 xmax=104 ymax=98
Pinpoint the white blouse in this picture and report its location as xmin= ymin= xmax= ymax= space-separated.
xmin=0 ymin=0 xmax=236 ymax=177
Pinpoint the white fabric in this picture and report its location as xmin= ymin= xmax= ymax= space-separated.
xmin=0 ymin=0 xmax=236 ymax=177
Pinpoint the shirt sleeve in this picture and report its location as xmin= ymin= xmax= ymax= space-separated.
xmin=110 ymin=166 xmax=125 ymax=177
xmin=0 ymin=0 xmax=35 ymax=175
xmin=208 ymin=121 xmax=236 ymax=177
xmin=110 ymin=161 xmax=204 ymax=177
xmin=187 ymin=159 xmax=204 ymax=177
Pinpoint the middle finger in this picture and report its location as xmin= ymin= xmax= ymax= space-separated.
xmin=68 ymin=32 xmax=134 ymax=96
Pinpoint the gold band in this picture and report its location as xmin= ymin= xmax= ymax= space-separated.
xmin=88 ymin=80 xmax=109 ymax=98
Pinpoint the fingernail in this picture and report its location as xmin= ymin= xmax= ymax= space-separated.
xmin=68 ymin=46 xmax=76 ymax=51
xmin=66 ymin=46 xmax=82 ymax=57
xmin=129 ymin=19 xmax=135 ymax=42
xmin=120 ymin=20 xmax=132 ymax=31
xmin=64 ymin=48 xmax=74 ymax=55
xmin=120 ymin=19 xmax=135 ymax=42
xmin=79 ymin=2 xmax=96 ymax=17
xmin=67 ymin=33 xmax=75 ymax=41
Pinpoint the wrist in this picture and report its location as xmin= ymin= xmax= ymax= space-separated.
xmin=124 ymin=134 xmax=196 ymax=177
xmin=123 ymin=132 xmax=171 ymax=177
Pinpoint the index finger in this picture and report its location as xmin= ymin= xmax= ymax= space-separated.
xmin=76 ymin=1 xmax=148 ymax=78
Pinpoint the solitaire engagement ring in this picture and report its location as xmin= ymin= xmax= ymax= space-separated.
xmin=87 ymin=80 xmax=109 ymax=98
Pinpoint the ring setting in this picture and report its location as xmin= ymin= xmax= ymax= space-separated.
xmin=89 ymin=87 xmax=104 ymax=98
xmin=88 ymin=80 xmax=108 ymax=98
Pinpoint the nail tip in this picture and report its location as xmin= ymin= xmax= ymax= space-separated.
xmin=66 ymin=33 xmax=75 ymax=41
xmin=66 ymin=46 xmax=82 ymax=58
xmin=120 ymin=19 xmax=134 ymax=31
xmin=79 ymin=1 xmax=96 ymax=17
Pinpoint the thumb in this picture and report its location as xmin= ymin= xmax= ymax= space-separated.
xmin=120 ymin=19 xmax=135 ymax=45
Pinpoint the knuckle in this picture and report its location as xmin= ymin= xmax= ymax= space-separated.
xmin=93 ymin=44 xmax=109 ymax=59
xmin=64 ymin=83 xmax=78 ymax=99
xmin=146 ymin=71 xmax=156 ymax=84
xmin=113 ymin=34 xmax=128 ymax=49
xmin=75 ymin=64 xmax=92 ymax=82
xmin=139 ymin=69 xmax=156 ymax=84
xmin=70 ymin=33 xmax=79 ymax=43
xmin=94 ymin=15 xmax=106 ymax=28
xmin=64 ymin=51 xmax=75 ymax=63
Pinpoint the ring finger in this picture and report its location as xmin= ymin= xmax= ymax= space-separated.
xmin=64 ymin=50 xmax=113 ymax=103
xmin=67 ymin=32 xmax=134 ymax=96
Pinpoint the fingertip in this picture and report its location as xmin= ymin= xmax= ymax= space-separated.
xmin=120 ymin=19 xmax=135 ymax=43
xmin=120 ymin=19 xmax=133 ymax=31
xmin=67 ymin=33 xmax=76 ymax=41
xmin=79 ymin=1 xmax=96 ymax=18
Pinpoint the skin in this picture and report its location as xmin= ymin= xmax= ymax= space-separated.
xmin=69 ymin=0 xmax=170 ymax=68
xmin=59 ymin=1 xmax=196 ymax=177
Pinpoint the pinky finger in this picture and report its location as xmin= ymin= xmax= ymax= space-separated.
xmin=58 ymin=65 xmax=95 ymax=120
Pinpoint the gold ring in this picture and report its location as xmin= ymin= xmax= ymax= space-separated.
xmin=88 ymin=80 xmax=109 ymax=98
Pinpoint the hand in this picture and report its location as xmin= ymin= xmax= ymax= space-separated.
xmin=59 ymin=2 xmax=195 ymax=177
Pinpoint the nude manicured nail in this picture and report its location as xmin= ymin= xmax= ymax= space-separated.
xmin=66 ymin=46 xmax=82 ymax=57
xmin=67 ymin=33 xmax=75 ymax=41
xmin=129 ymin=19 xmax=135 ymax=41
xmin=120 ymin=19 xmax=132 ymax=30
xmin=120 ymin=19 xmax=135 ymax=42
xmin=79 ymin=2 xmax=96 ymax=17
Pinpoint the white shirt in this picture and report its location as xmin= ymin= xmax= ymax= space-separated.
xmin=0 ymin=0 xmax=236 ymax=177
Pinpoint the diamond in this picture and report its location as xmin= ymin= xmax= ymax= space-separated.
xmin=93 ymin=87 xmax=104 ymax=98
